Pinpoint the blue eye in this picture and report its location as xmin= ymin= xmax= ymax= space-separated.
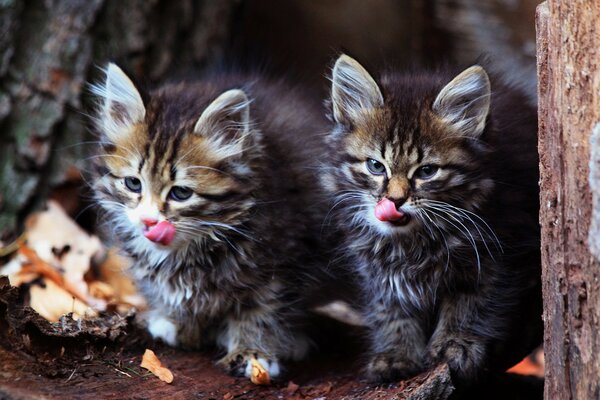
xmin=124 ymin=177 xmax=142 ymax=193
xmin=169 ymin=186 xmax=193 ymax=201
xmin=366 ymin=158 xmax=386 ymax=175
xmin=414 ymin=165 xmax=439 ymax=179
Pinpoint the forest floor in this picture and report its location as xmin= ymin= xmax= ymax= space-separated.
xmin=0 ymin=193 xmax=544 ymax=399
xmin=0 ymin=278 xmax=454 ymax=400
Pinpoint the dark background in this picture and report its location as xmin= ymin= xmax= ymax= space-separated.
xmin=0 ymin=0 xmax=539 ymax=239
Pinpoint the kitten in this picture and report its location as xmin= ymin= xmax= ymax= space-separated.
xmin=322 ymin=54 xmax=541 ymax=383
xmin=90 ymin=64 xmax=328 ymax=378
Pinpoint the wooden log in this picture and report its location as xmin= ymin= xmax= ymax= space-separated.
xmin=589 ymin=123 xmax=600 ymax=261
xmin=537 ymin=1 xmax=600 ymax=398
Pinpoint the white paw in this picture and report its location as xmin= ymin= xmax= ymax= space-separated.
xmin=244 ymin=357 xmax=281 ymax=379
xmin=147 ymin=316 xmax=178 ymax=346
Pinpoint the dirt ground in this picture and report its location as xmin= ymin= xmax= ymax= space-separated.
xmin=0 ymin=280 xmax=542 ymax=400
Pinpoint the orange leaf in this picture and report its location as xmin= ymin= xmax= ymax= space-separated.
xmin=140 ymin=349 xmax=174 ymax=384
xmin=249 ymin=357 xmax=270 ymax=386
xmin=18 ymin=245 xmax=89 ymax=304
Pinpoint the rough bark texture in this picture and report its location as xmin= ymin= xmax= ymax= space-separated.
xmin=589 ymin=124 xmax=600 ymax=261
xmin=0 ymin=0 xmax=238 ymax=239
xmin=537 ymin=1 xmax=600 ymax=399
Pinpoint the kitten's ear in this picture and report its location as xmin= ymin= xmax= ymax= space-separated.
xmin=193 ymin=89 xmax=250 ymax=141
xmin=93 ymin=63 xmax=146 ymax=139
xmin=433 ymin=65 xmax=491 ymax=137
xmin=331 ymin=54 xmax=384 ymax=127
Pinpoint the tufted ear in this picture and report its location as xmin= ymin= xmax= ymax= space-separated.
xmin=193 ymin=89 xmax=252 ymax=157
xmin=92 ymin=63 xmax=146 ymax=140
xmin=432 ymin=65 xmax=491 ymax=137
xmin=331 ymin=54 xmax=383 ymax=127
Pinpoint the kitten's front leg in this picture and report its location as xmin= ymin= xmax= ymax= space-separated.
xmin=145 ymin=307 xmax=207 ymax=349
xmin=425 ymin=295 xmax=487 ymax=381
xmin=145 ymin=309 xmax=179 ymax=346
xmin=365 ymin=301 xmax=426 ymax=382
xmin=216 ymin=306 xmax=304 ymax=380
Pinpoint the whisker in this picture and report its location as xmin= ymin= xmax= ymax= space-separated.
xmin=424 ymin=206 xmax=481 ymax=274
xmin=423 ymin=199 xmax=502 ymax=253
xmin=415 ymin=208 xmax=451 ymax=270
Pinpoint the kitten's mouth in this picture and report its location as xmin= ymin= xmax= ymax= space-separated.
xmin=143 ymin=221 xmax=176 ymax=246
xmin=374 ymin=198 xmax=411 ymax=226
xmin=387 ymin=214 xmax=411 ymax=226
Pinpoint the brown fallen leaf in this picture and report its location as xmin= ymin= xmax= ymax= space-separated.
xmin=88 ymin=280 xmax=115 ymax=302
xmin=301 ymin=381 xmax=333 ymax=398
xmin=95 ymin=248 xmax=146 ymax=310
xmin=19 ymin=245 xmax=89 ymax=304
xmin=249 ymin=357 xmax=270 ymax=386
xmin=286 ymin=381 xmax=300 ymax=394
xmin=140 ymin=349 xmax=174 ymax=384
xmin=29 ymin=279 xmax=95 ymax=322
xmin=25 ymin=200 xmax=104 ymax=309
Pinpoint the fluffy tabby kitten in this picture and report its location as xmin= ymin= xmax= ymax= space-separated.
xmin=90 ymin=64 xmax=327 ymax=378
xmin=322 ymin=54 xmax=541 ymax=383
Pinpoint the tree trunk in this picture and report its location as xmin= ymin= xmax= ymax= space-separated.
xmin=0 ymin=0 xmax=238 ymax=240
xmin=537 ymin=1 xmax=600 ymax=398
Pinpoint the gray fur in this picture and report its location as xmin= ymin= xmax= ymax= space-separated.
xmin=322 ymin=55 xmax=541 ymax=384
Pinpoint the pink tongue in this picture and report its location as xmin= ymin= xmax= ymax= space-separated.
xmin=144 ymin=221 xmax=176 ymax=245
xmin=375 ymin=198 xmax=405 ymax=222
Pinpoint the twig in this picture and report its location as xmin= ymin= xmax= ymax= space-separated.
xmin=113 ymin=368 xmax=132 ymax=378
xmin=0 ymin=232 xmax=27 ymax=257
xmin=66 ymin=368 xmax=77 ymax=382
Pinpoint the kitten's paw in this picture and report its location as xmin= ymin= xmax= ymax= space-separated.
xmin=426 ymin=335 xmax=485 ymax=380
xmin=365 ymin=353 xmax=422 ymax=382
xmin=218 ymin=350 xmax=281 ymax=379
xmin=147 ymin=316 xmax=178 ymax=346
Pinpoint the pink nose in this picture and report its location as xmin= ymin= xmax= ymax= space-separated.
xmin=141 ymin=218 xmax=158 ymax=227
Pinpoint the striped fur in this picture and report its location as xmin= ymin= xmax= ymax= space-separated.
xmin=322 ymin=55 xmax=541 ymax=384
xmin=90 ymin=64 xmax=329 ymax=379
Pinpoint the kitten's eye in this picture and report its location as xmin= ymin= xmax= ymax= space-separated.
xmin=414 ymin=165 xmax=439 ymax=180
xmin=169 ymin=186 xmax=193 ymax=201
xmin=124 ymin=177 xmax=142 ymax=193
xmin=366 ymin=158 xmax=386 ymax=175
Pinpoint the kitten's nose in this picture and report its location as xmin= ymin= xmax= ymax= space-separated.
xmin=141 ymin=218 xmax=158 ymax=227
xmin=388 ymin=197 xmax=407 ymax=209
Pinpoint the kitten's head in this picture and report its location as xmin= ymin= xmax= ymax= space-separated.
xmin=325 ymin=54 xmax=494 ymax=237
xmin=91 ymin=64 xmax=259 ymax=259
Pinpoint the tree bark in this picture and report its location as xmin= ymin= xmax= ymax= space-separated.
xmin=0 ymin=0 xmax=238 ymax=240
xmin=537 ymin=1 xmax=600 ymax=398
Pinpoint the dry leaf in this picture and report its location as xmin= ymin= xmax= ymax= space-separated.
xmin=2 ymin=201 xmax=144 ymax=324
xmin=140 ymin=349 xmax=174 ymax=384
xmin=96 ymin=249 xmax=146 ymax=310
xmin=25 ymin=200 xmax=104 ymax=309
xmin=286 ymin=381 xmax=300 ymax=394
xmin=29 ymin=279 xmax=95 ymax=322
xmin=507 ymin=348 xmax=545 ymax=378
xmin=249 ymin=357 xmax=270 ymax=385
xmin=18 ymin=245 xmax=89 ymax=304
xmin=88 ymin=281 xmax=115 ymax=301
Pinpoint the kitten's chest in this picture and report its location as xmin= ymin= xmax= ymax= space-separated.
xmin=358 ymin=243 xmax=448 ymax=311
xmin=135 ymin=263 xmax=232 ymax=317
